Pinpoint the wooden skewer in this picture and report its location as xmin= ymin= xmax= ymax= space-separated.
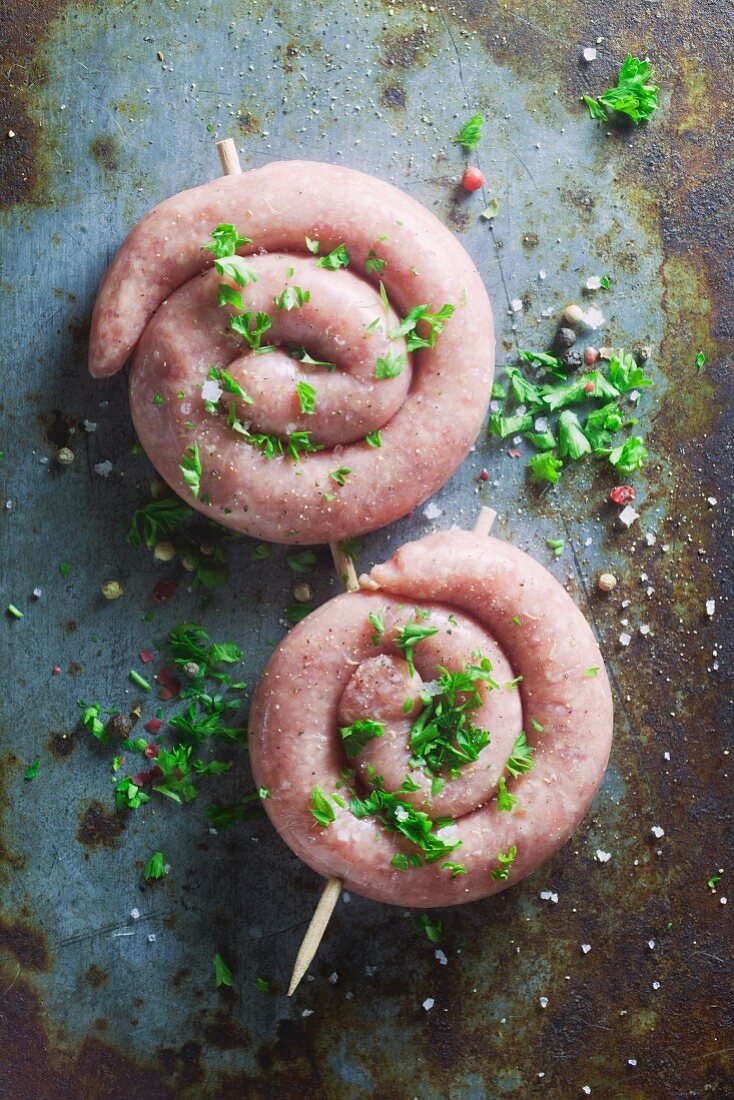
xmin=216 ymin=138 xmax=242 ymax=176
xmin=287 ymin=504 xmax=497 ymax=995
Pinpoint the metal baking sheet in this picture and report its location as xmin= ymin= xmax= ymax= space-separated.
xmin=1 ymin=1 xmax=731 ymax=1097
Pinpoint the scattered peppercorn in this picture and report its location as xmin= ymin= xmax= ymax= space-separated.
xmin=598 ymin=573 xmax=617 ymax=592
xmin=583 ymin=381 xmax=595 ymax=393
xmin=479 ymin=468 xmax=490 ymax=482
xmin=461 ymin=166 xmax=485 ymax=191
xmin=554 ymin=326 xmax=577 ymax=349
xmin=101 ymin=580 xmax=123 ymax=600
xmin=182 ymin=661 xmax=200 ymax=680
xmin=560 ymin=349 xmax=584 ymax=371
xmin=293 ymin=583 xmax=313 ymax=603
xmin=562 ymin=304 xmax=584 ymax=326
xmin=106 ymin=712 xmax=133 ymax=741
xmin=583 ymin=347 xmax=599 ymax=365
xmin=57 ymin=447 xmax=75 ymax=466
xmin=610 ymin=485 xmax=636 ymax=505
xmin=154 ymin=541 xmax=176 ymax=562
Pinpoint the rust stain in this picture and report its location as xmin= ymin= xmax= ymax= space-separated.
xmin=380 ymin=82 xmax=407 ymax=111
xmin=38 ymin=409 xmax=79 ymax=450
xmin=84 ymin=964 xmax=108 ymax=988
xmin=0 ymin=919 xmax=51 ymax=971
xmin=76 ymin=800 xmax=125 ymax=850
xmin=236 ymin=108 xmax=262 ymax=137
xmin=89 ymin=135 xmax=120 ymax=173
xmin=380 ymin=25 xmax=435 ymax=71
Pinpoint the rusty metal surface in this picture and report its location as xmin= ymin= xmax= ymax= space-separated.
xmin=1 ymin=1 xmax=732 ymax=1097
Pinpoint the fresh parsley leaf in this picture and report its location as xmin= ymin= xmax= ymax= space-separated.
xmin=365 ymin=430 xmax=382 ymax=448
xmin=179 ymin=442 xmax=202 ymax=499
xmin=414 ymin=912 xmax=442 ymax=943
xmin=127 ymin=496 xmax=193 ymax=549
xmin=491 ymin=845 xmax=517 ymax=881
xmin=546 ymin=537 xmax=565 ymax=558
xmin=250 ymin=543 xmax=271 ymax=562
xmin=315 ymin=244 xmax=350 ymax=270
xmin=336 ymin=537 xmax=360 ymax=561
xmin=78 ymin=700 xmax=109 ymax=744
xmin=496 ymin=775 xmax=516 ymax=812
xmin=255 ymin=977 xmax=270 ymax=992
xmin=217 ymin=283 xmax=245 ymax=311
xmin=481 ymin=198 xmax=499 ymax=220
xmin=453 ymin=112 xmax=484 ymax=149
xmin=505 ymin=366 xmax=545 ymax=408
xmin=365 ymin=249 xmax=387 ymax=274
xmin=489 ymin=410 xmax=534 ymax=439
xmin=275 ymin=285 xmax=310 ymax=311
xmin=607 ymin=348 xmax=651 ymax=394
xmin=505 ymin=731 xmax=535 ymax=778
xmin=519 ymin=349 xmax=566 ymax=372
xmin=584 ymin=55 xmax=659 ymax=125
xmin=205 ymin=224 xmax=251 ymax=259
xmin=114 ymin=777 xmax=151 ymax=811
xmin=144 ymin=851 xmax=165 ymax=880
xmin=541 ymin=371 xmax=620 ymax=412
xmin=310 ymin=786 xmax=336 ymax=827
xmin=285 ymin=602 xmax=312 ymax=623
xmin=375 ymin=349 xmax=406 ymax=379
xmin=289 ymin=347 xmax=337 ymax=372
xmin=25 ymin=758 xmax=41 ymax=781
xmin=582 ymin=667 xmax=600 ymax=678
xmin=696 ymin=351 xmax=706 ymax=372
xmin=525 ymin=429 xmax=557 ymax=451
xmin=442 ymin=861 xmax=467 ymax=877
xmin=583 ymin=402 xmax=625 ymax=452
xmin=152 ymin=392 xmax=164 ymax=407
xmin=208 ymin=366 xmax=251 ymax=401
xmin=296 ymin=380 xmax=317 ymax=415
xmin=390 ymin=303 xmax=455 ymax=352
xmin=205 ymin=792 xmax=265 ymax=829
xmin=213 ymin=952 xmax=233 ymax=988
xmin=305 ymin=236 xmax=320 ymax=254
xmin=609 ymin=436 xmax=648 ymax=475
xmin=330 ymin=467 xmax=351 ymax=486
xmin=408 ymin=657 xmax=496 ymax=776
xmin=287 ymin=549 xmax=317 ymax=574
xmin=350 ymin=780 xmax=461 ymax=866
xmin=368 ymin=609 xmax=385 ymax=645
xmin=340 ymin=718 xmax=385 ymax=758
xmin=230 ymin=310 xmax=273 ymax=351
xmin=528 ymin=452 xmax=563 ymax=484
xmin=558 ymin=410 xmax=592 ymax=461
xmin=213 ymin=255 xmax=258 ymax=288
xmin=395 ymin=620 xmax=440 ymax=676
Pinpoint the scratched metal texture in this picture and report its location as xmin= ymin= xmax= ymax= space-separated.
xmin=0 ymin=1 xmax=732 ymax=1097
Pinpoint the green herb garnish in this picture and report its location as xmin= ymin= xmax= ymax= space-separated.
xmin=505 ymin=731 xmax=535 ymax=778
xmin=395 ymin=620 xmax=439 ymax=676
xmin=275 ymin=285 xmax=310 ymax=311
xmin=296 ymin=380 xmax=317 ymax=415
xmin=213 ymin=952 xmax=233 ymax=988
xmin=390 ymin=303 xmax=455 ymax=352
xmin=375 ymin=349 xmax=406 ymax=379
xmin=144 ymin=851 xmax=166 ymax=880
xmin=408 ymin=658 xmax=496 ymax=776
xmin=25 ymin=759 xmax=41 ymax=781
xmin=491 ymin=845 xmax=517 ymax=881
xmin=315 ymin=244 xmax=350 ymax=270
xmin=414 ymin=912 xmax=443 ymax=943
xmin=310 ymin=786 xmax=337 ymax=827
xmin=205 ymin=224 xmax=251 ymax=259
xmin=453 ymin=112 xmax=484 ymax=149
xmin=583 ymin=55 xmax=659 ymax=124
xmin=340 ymin=718 xmax=385 ymax=758
xmin=179 ymin=442 xmax=202 ymax=499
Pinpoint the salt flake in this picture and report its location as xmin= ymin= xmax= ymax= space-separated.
xmin=619 ymin=632 xmax=632 ymax=647
xmin=423 ymin=501 xmax=443 ymax=521
xmin=130 ymin=907 xmax=140 ymax=920
xmin=435 ymin=949 xmax=448 ymax=966
xmin=540 ymin=890 xmax=559 ymax=904
xmin=510 ymin=298 xmax=524 ymax=313
xmin=581 ymin=943 xmax=592 ymax=954
xmin=651 ymin=825 xmax=665 ymax=839
xmin=595 ymin=849 xmax=611 ymax=863
xmin=618 ymin=505 xmax=639 ymax=528
xmin=582 ymin=47 xmax=597 ymax=62
xmin=539 ymin=996 xmax=549 ymax=1009
xmin=706 ymin=599 xmax=715 ymax=617
xmin=94 ymin=460 xmax=113 ymax=477
xmin=201 ymin=379 xmax=223 ymax=403
xmin=423 ymin=997 xmax=435 ymax=1011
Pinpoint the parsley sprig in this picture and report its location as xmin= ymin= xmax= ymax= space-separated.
xmin=453 ymin=112 xmax=484 ymax=149
xmin=584 ymin=55 xmax=659 ymax=124
xmin=408 ymin=658 xmax=497 ymax=779
xmin=395 ymin=619 xmax=440 ymax=676
xmin=390 ymin=303 xmax=455 ymax=352
xmin=349 ymin=777 xmax=461 ymax=867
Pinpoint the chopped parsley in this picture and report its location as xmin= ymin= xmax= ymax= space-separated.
xmin=496 ymin=776 xmax=516 ymax=812
xmin=230 ymin=310 xmax=274 ymax=352
xmin=287 ymin=549 xmax=317 ymax=574
xmin=329 ymin=467 xmax=351 ymax=487
xmin=213 ymin=952 xmax=234 ymax=988
xmin=144 ymin=851 xmax=166 ymax=880
xmin=350 ymin=778 xmax=461 ymax=867
xmin=127 ymin=497 xmax=193 ymax=549
xmin=390 ymin=303 xmax=455 ymax=352
xmin=546 ymin=537 xmax=565 ymax=558
xmin=414 ymin=912 xmax=442 ymax=943
xmin=583 ymin=55 xmax=659 ymax=124
xmin=255 ymin=977 xmax=270 ymax=992
xmin=528 ymin=452 xmax=563 ymax=484
xmin=275 ymin=285 xmax=310 ymax=311
xmin=368 ymin=609 xmax=385 ymax=645
xmin=296 ymin=380 xmax=317 ymax=415
xmin=408 ymin=658 xmax=496 ymax=777
xmin=583 ymin=667 xmax=600 ymax=678
xmin=179 ymin=442 xmax=202 ymax=499
xmin=305 ymin=236 xmax=320 ymax=254
xmin=213 ymin=255 xmax=258 ymax=288
xmin=375 ymin=349 xmax=406 ymax=379
xmin=78 ymin=701 xmax=109 ymax=744
xmin=609 ymin=436 xmax=648 ymax=475
xmin=395 ymin=620 xmax=440 ymax=676
xmin=207 ymin=366 xmax=251 ymax=401
xmin=696 ymin=351 xmax=706 ymax=373
xmin=365 ymin=249 xmax=387 ymax=274
xmin=205 ymin=223 xmax=251 ymax=259
xmin=310 ymin=786 xmax=337 ymax=827
xmin=153 ymin=392 xmax=164 ymax=406
xmin=315 ymin=244 xmax=350 ymax=270
xmin=365 ymin=430 xmax=382 ymax=448
xmin=25 ymin=758 xmax=41 ymax=781
xmin=340 ymin=718 xmax=385 ymax=758
xmin=491 ymin=846 xmax=517 ymax=881
xmin=453 ymin=112 xmax=484 ymax=149
xmin=289 ymin=347 xmax=337 ymax=372
xmin=505 ymin=731 xmax=535 ymax=778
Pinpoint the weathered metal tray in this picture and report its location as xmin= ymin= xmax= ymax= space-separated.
xmin=1 ymin=2 xmax=731 ymax=1097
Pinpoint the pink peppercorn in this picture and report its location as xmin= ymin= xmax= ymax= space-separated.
xmin=462 ymin=167 xmax=485 ymax=191
xmin=584 ymin=347 xmax=599 ymax=366
xmin=479 ymin=469 xmax=490 ymax=482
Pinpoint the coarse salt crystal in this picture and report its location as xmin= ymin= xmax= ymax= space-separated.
xmin=619 ymin=632 xmax=632 ymax=647
xmin=708 ymin=496 xmax=717 ymax=506
xmin=582 ymin=306 xmax=605 ymax=329
xmin=490 ymin=400 xmax=501 ymax=412
xmin=645 ymin=531 xmax=656 ymax=545
xmin=581 ymin=944 xmax=591 ymax=954
xmin=628 ymin=389 xmax=641 ymax=403
xmin=706 ymin=599 xmax=715 ymax=617
xmin=342 ymin=891 xmax=351 ymax=903
xmin=148 ymin=933 xmax=156 ymax=943
xmin=583 ymin=1087 xmax=592 ymax=1095
xmin=32 ymin=587 xmax=42 ymax=598
xmin=651 ymin=825 xmax=665 ymax=839
xmin=94 ymin=460 xmax=113 ymax=477
xmin=646 ymin=586 xmax=655 ymax=596
xmin=538 ymin=269 xmax=547 ymax=280
xmin=721 ymin=896 xmax=727 ymax=905
xmin=540 ymin=890 xmax=559 ymax=903
xmin=435 ymin=949 xmax=448 ymax=966
xmin=328 ymin=972 xmax=339 ymax=984
xmin=423 ymin=998 xmax=435 ymax=1011
xmin=619 ymin=505 xmax=639 ymax=528
xmin=586 ymin=276 xmax=602 ymax=291
xmin=652 ymin=981 xmax=660 ymax=990
xmin=510 ymin=298 xmax=523 ymax=312
xmin=663 ymin=751 xmax=670 ymax=761
xmin=201 ymin=379 xmax=223 ymax=403
xmin=648 ymin=939 xmax=656 ymax=950
xmin=539 ymin=996 xmax=549 ymax=1009
xmin=534 ymin=417 xmax=548 ymax=432
xmin=640 ymin=624 xmax=650 ymax=635
xmin=628 ymin=1059 xmax=637 ymax=1067
xmin=596 ymin=849 xmax=611 ymax=863
xmin=423 ymin=501 xmax=442 ymax=521
xmin=582 ymin=47 xmax=597 ymax=61
xmin=130 ymin=907 xmax=140 ymax=920
xmin=302 ymin=1009 xmax=314 ymax=1017
xmin=394 ymin=805 xmax=409 ymax=822
xmin=84 ymin=420 xmax=97 ymax=432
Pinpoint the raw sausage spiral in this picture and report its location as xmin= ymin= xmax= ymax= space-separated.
xmin=249 ymin=531 xmax=613 ymax=907
xmin=88 ymin=161 xmax=494 ymax=544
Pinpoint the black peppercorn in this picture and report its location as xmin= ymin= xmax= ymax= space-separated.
xmin=554 ymin=326 xmax=577 ymax=349
xmin=561 ymin=349 xmax=584 ymax=371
